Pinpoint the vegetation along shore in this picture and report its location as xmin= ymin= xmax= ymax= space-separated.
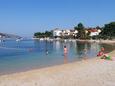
xmin=34 ymin=22 xmax=115 ymax=41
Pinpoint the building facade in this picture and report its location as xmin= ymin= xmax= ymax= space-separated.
xmin=53 ymin=29 xmax=78 ymax=38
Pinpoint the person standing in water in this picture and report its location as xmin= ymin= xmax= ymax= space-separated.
xmin=64 ymin=45 xmax=68 ymax=54
xmin=63 ymin=45 xmax=68 ymax=63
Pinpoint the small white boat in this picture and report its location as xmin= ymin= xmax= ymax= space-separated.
xmin=64 ymin=39 xmax=67 ymax=42
xmin=39 ymin=38 xmax=44 ymax=41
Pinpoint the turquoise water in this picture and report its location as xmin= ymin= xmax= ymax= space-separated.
xmin=0 ymin=39 xmax=115 ymax=75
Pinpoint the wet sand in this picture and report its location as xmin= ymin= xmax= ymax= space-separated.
xmin=0 ymin=50 xmax=115 ymax=86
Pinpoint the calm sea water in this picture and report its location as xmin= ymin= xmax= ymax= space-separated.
xmin=0 ymin=39 xmax=115 ymax=75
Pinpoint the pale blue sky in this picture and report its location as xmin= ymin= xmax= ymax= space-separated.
xmin=0 ymin=0 xmax=115 ymax=36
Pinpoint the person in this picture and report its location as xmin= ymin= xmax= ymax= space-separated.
xmin=97 ymin=51 xmax=104 ymax=56
xmin=63 ymin=45 xmax=68 ymax=63
xmin=64 ymin=45 xmax=68 ymax=54
xmin=97 ymin=47 xmax=105 ymax=56
xmin=46 ymin=49 xmax=48 ymax=55
xmin=101 ymin=47 xmax=105 ymax=51
xmin=97 ymin=47 xmax=112 ymax=60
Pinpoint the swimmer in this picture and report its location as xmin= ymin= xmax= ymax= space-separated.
xmin=46 ymin=50 xmax=48 ymax=55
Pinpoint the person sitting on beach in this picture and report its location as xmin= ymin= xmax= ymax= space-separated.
xmin=101 ymin=47 xmax=105 ymax=51
xmin=97 ymin=47 xmax=105 ymax=56
xmin=97 ymin=47 xmax=115 ymax=61
xmin=97 ymin=51 xmax=104 ymax=56
xmin=64 ymin=45 xmax=68 ymax=54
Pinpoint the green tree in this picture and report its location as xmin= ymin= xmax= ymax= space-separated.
xmin=100 ymin=22 xmax=115 ymax=39
xmin=34 ymin=32 xmax=42 ymax=38
xmin=34 ymin=31 xmax=53 ymax=38
xmin=74 ymin=23 xmax=84 ymax=30
xmin=45 ymin=31 xmax=53 ymax=37
xmin=74 ymin=23 xmax=86 ymax=39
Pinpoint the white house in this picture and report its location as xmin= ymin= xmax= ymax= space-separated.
xmin=88 ymin=29 xmax=101 ymax=37
xmin=73 ymin=30 xmax=78 ymax=37
xmin=53 ymin=29 xmax=62 ymax=37
xmin=62 ymin=30 xmax=71 ymax=36
xmin=53 ymin=29 xmax=78 ymax=38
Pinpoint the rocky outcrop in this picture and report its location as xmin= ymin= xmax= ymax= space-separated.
xmin=0 ymin=32 xmax=21 ymax=39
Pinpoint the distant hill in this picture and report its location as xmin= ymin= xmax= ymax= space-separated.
xmin=0 ymin=32 xmax=21 ymax=39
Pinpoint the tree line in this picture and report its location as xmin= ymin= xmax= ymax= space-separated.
xmin=34 ymin=31 xmax=53 ymax=38
xmin=34 ymin=21 xmax=115 ymax=40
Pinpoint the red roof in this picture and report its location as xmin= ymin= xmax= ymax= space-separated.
xmin=88 ymin=29 xmax=98 ymax=32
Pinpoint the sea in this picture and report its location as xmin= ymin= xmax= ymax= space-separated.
xmin=0 ymin=39 xmax=115 ymax=75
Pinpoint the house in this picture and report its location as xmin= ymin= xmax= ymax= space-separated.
xmin=73 ymin=30 xmax=78 ymax=36
xmin=61 ymin=30 xmax=70 ymax=36
xmin=53 ymin=29 xmax=78 ymax=38
xmin=87 ymin=28 xmax=101 ymax=37
xmin=53 ymin=29 xmax=62 ymax=37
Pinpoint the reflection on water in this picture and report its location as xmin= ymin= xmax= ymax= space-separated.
xmin=64 ymin=53 xmax=68 ymax=64
xmin=0 ymin=39 xmax=115 ymax=75
xmin=0 ymin=40 xmax=115 ymax=59
xmin=55 ymin=41 xmax=61 ymax=50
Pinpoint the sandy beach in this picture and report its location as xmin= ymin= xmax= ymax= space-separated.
xmin=0 ymin=50 xmax=115 ymax=86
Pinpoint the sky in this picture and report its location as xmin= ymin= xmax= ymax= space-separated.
xmin=0 ymin=0 xmax=115 ymax=37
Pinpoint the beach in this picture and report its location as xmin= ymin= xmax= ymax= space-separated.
xmin=1 ymin=0 xmax=115 ymax=85
xmin=0 ymin=50 xmax=115 ymax=86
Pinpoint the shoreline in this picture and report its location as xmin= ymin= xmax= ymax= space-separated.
xmin=33 ymin=38 xmax=115 ymax=43
xmin=0 ymin=50 xmax=115 ymax=86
